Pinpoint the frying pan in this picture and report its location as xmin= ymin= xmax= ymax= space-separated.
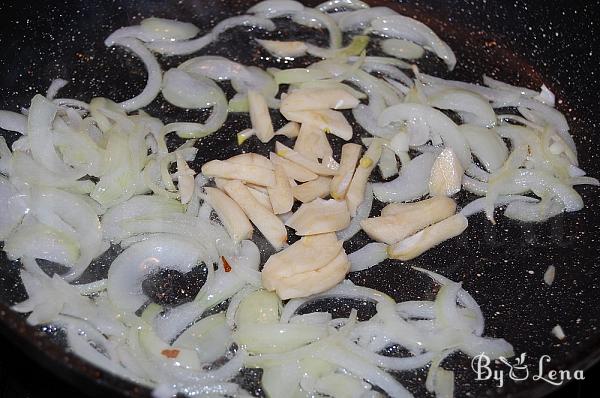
xmin=0 ymin=0 xmax=599 ymax=397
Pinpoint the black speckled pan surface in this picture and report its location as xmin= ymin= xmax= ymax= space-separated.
xmin=0 ymin=0 xmax=599 ymax=397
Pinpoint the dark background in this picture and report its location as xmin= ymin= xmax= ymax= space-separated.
xmin=1 ymin=0 xmax=599 ymax=397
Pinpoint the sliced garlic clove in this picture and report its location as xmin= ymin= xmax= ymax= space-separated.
xmin=330 ymin=143 xmax=362 ymax=200
xmin=282 ymin=109 xmax=353 ymax=141
xmin=361 ymin=196 xmax=457 ymax=244
xmin=275 ymin=121 xmax=300 ymax=138
xmin=388 ymin=213 xmax=468 ymax=260
xmin=248 ymin=90 xmax=274 ymax=143
xmin=223 ymin=180 xmax=287 ymax=250
xmin=286 ymin=198 xmax=350 ymax=235
xmin=294 ymin=123 xmax=333 ymax=160
xmin=280 ymin=88 xmax=360 ymax=112
xmin=248 ymin=185 xmax=273 ymax=212
xmin=275 ymin=142 xmax=338 ymax=176
xmin=202 ymin=159 xmax=276 ymax=187
xmin=429 ymin=148 xmax=464 ymax=197
xmin=381 ymin=196 xmax=454 ymax=217
xmin=204 ymin=187 xmax=253 ymax=242
xmin=267 ymin=162 xmax=294 ymax=214
xmin=269 ymin=249 xmax=350 ymax=300
xmin=346 ymin=139 xmax=383 ymax=216
xmin=237 ymin=128 xmax=255 ymax=145
xmin=292 ymin=176 xmax=332 ymax=203
xmin=256 ymin=39 xmax=308 ymax=58
xmin=262 ymin=232 xmax=342 ymax=289
xmin=269 ymin=152 xmax=318 ymax=182
xmin=174 ymin=152 xmax=196 ymax=205
xmin=228 ymin=152 xmax=274 ymax=170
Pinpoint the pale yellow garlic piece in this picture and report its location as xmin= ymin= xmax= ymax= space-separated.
xmin=429 ymin=148 xmax=464 ymax=197
xmin=204 ymin=187 xmax=253 ymax=242
xmin=202 ymin=159 xmax=276 ymax=187
xmin=275 ymin=142 xmax=338 ymax=176
xmin=270 ymin=250 xmax=350 ymax=300
xmin=236 ymin=128 xmax=255 ymax=145
xmin=294 ymin=123 xmax=333 ymax=161
xmin=275 ymin=121 xmax=300 ymax=139
xmin=269 ymin=152 xmax=318 ymax=182
xmin=292 ymin=176 xmax=332 ymax=203
xmin=280 ymin=88 xmax=360 ymax=112
xmin=223 ymin=180 xmax=287 ymax=250
xmin=285 ymin=198 xmax=350 ymax=235
xmin=228 ymin=153 xmax=274 ymax=170
xmin=174 ymin=152 xmax=196 ymax=205
xmin=262 ymin=233 xmax=342 ymax=289
xmin=346 ymin=139 xmax=383 ymax=216
xmin=388 ymin=214 xmax=468 ymax=260
xmin=361 ymin=197 xmax=457 ymax=245
xmin=330 ymin=143 xmax=362 ymax=200
xmin=248 ymin=186 xmax=273 ymax=212
xmin=267 ymin=162 xmax=294 ymax=214
xmin=256 ymin=39 xmax=308 ymax=58
xmin=282 ymin=109 xmax=353 ymax=141
xmin=248 ymin=90 xmax=274 ymax=143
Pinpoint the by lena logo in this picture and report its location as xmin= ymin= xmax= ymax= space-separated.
xmin=471 ymin=352 xmax=584 ymax=388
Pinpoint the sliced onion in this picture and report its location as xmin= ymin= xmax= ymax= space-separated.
xmin=248 ymin=0 xmax=305 ymax=18
xmin=337 ymin=183 xmax=373 ymax=241
xmin=107 ymin=37 xmax=162 ymax=112
xmin=46 ymin=78 xmax=69 ymax=100
xmin=428 ymin=89 xmax=496 ymax=127
xmin=369 ymin=15 xmax=456 ymax=70
xmin=381 ymin=38 xmax=424 ymax=60
xmin=338 ymin=7 xmax=397 ymax=32
xmin=107 ymin=235 xmax=206 ymax=313
xmin=381 ymin=104 xmax=471 ymax=166
xmin=372 ymin=152 xmax=436 ymax=203
xmin=460 ymin=195 xmax=539 ymax=218
xmin=348 ymin=242 xmax=388 ymax=272
xmin=317 ymin=0 xmax=370 ymax=12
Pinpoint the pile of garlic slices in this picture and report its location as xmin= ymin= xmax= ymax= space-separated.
xmin=0 ymin=0 xmax=596 ymax=397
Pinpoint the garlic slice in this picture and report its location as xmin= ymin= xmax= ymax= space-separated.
xmin=237 ymin=128 xmax=255 ymax=145
xmin=294 ymin=123 xmax=333 ymax=160
xmin=282 ymin=109 xmax=353 ymax=140
xmin=270 ymin=151 xmax=318 ymax=182
xmin=267 ymin=249 xmax=350 ymax=300
xmin=388 ymin=213 xmax=468 ymax=260
xmin=293 ymin=176 xmax=332 ymax=203
xmin=275 ymin=142 xmax=338 ymax=176
xmin=267 ymin=162 xmax=294 ymax=214
xmin=262 ymin=233 xmax=342 ymax=287
xmin=223 ymin=180 xmax=287 ymax=250
xmin=228 ymin=153 xmax=274 ymax=170
xmin=330 ymin=143 xmax=362 ymax=200
xmin=346 ymin=139 xmax=383 ymax=216
xmin=275 ymin=121 xmax=300 ymax=138
xmin=361 ymin=197 xmax=457 ymax=245
xmin=429 ymin=148 xmax=464 ymax=197
xmin=256 ymin=39 xmax=308 ymax=58
xmin=248 ymin=185 xmax=273 ymax=212
xmin=286 ymin=198 xmax=350 ymax=235
xmin=204 ymin=187 xmax=253 ymax=242
xmin=248 ymin=90 xmax=274 ymax=143
xmin=174 ymin=152 xmax=196 ymax=204
xmin=202 ymin=159 xmax=276 ymax=187
xmin=280 ymin=88 xmax=359 ymax=112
